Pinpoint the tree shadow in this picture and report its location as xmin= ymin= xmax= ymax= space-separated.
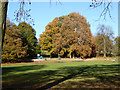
xmin=37 ymin=64 xmax=120 ymax=89
xmin=2 ymin=69 xmax=58 ymax=89
xmin=2 ymin=64 xmax=120 ymax=89
xmin=37 ymin=66 xmax=90 ymax=89
xmin=52 ymin=64 xmax=120 ymax=88
xmin=2 ymin=65 xmax=46 ymax=75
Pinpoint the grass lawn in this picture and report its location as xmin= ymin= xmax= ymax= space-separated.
xmin=2 ymin=59 xmax=120 ymax=89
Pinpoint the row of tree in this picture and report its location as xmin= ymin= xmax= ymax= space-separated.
xmin=39 ymin=12 xmax=119 ymax=58
xmin=2 ymin=12 xmax=119 ymax=62
xmin=2 ymin=20 xmax=39 ymax=62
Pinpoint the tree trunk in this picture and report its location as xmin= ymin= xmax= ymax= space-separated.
xmin=73 ymin=53 xmax=75 ymax=59
xmin=0 ymin=1 xmax=8 ymax=49
xmin=0 ymin=2 xmax=8 ymax=88
xmin=0 ymin=1 xmax=8 ymax=88
xmin=103 ymin=37 xmax=106 ymax=57
xmin=70 ymin=54 xmax=71 ymax=58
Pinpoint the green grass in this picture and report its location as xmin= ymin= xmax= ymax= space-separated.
xmin=2 ymin=60 xmax=120 ymax=89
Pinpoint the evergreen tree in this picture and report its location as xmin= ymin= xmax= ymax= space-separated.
xmin=17 ymin=22 xmax=37 ymax=58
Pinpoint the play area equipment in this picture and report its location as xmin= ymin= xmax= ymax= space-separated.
xmin=40 ymin=56 xmax=43 ymax=59
xmin=37 ymin=54 xmax=40 ymax=59
xmin=32 ymin=54 xmax=45 ymax=63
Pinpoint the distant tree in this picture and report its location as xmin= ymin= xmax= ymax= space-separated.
xmin=39 ymin=12 xmax=96 ymax=58
xmin=113 ymin=36 xmax=120 ymax=56
xmin=2 ymin=20 xmax=28 ymax=62
xmin=95 ymin=24 xmax=114 ymax=57
xmin=17 ymin=22 xmax=37 ymax=58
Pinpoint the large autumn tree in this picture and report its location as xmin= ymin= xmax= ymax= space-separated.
xmin=2 ymin=20 xmax=28 ymax=62
xmin=39 ymin=17 xmax=62 ymax=57
xmin=39 ymin=12 xmax=96 ymax=58
xmin=17 ymin=22 xmax=37 ymax=58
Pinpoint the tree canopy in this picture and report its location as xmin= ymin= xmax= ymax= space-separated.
xmin=2 ymin=21 xmax=28 ymax=62
xmin=2 ymin=20 xmax=38 ymax=62
xmin=39 ymin=12 xmax=96 ymax=58
xmin=17 ymin=22 xmax=37 ymax=58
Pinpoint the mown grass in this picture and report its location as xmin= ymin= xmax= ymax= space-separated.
xmin=2 ymin=59 xmax=120 ymax=89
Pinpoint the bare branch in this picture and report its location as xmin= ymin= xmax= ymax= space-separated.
xmin=57 ymin=0 xmax=62 ymax=5
xmin=50 ymin=0 xmax=62 ymax=7
xmin=13 ymin=0 xmax=34 ymax=25
xmin=90 ymin=0 xmax=112 ymax=20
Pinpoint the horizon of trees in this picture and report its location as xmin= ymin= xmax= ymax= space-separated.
xmin=39 ymin=12 xmax=118 ymax=59
xmin=2 ymin=12 xmax=119 ymax=62
xmin=1 ymin=0 xmax=119 ymax=63
xmin=0 ymin=0 xmax=115 ymax=49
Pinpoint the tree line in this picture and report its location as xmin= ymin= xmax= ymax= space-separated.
xmin=39 ymin=12 xmax=119 ymax=58
xmin=2 ymin=12 xmax=119 ymax=62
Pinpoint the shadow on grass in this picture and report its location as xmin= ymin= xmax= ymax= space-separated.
xmin=2 ymin=69 xmax=58 ymax=89
xmin=2 ymin=64 xmax=120 ymax=89
xmin=2 ymin=65 xmax=46 ymax=75
xmin=38 ymin=66 xmax=90 ymax=89
xmin=53 ymin=64 xmax=120 ymax=88
xmin=38 ymin=64 xmax=120 ymax=89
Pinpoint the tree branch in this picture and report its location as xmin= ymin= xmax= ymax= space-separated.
xmin=90 ymin=0 xmax=112 ymax=20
